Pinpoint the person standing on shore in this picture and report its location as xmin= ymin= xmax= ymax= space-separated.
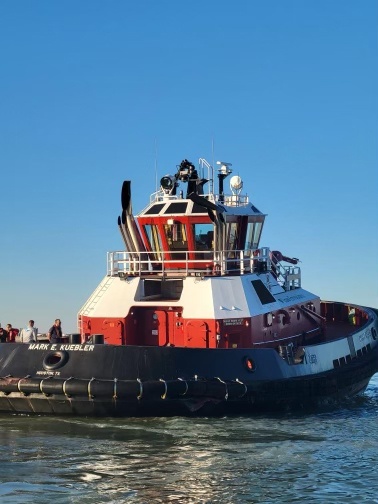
xmin=47 ymin=319 xmax=63 ymax=344
xmin=19 ymin=320 xmax=38 ymax=343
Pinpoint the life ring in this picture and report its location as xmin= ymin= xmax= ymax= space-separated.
xmin=43 ymin=351 xmax=69 ymax=371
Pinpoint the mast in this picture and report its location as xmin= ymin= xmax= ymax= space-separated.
xmin=216 ymin=161 xmax=232 ymax=203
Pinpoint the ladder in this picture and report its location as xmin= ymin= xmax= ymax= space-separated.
xmin=78 ymin=275 xmax=114 ymax=317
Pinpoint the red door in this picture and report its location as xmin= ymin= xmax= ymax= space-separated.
xmin=185 ymin=321 xmax=209 ymax=348
xmin=101 ymin=319 xmax=124 ymax=345
xmin=132 ymin=308 xmax=169 ymax=346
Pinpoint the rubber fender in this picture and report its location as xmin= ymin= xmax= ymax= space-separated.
xmin=0 ymin=377 xmax=20 ymax=394
xmin=63 ymin=378 xmax=91 ymax=397
xmin=161 ymin=379 xmax=189 ymax=399
xmin=40 ymin=379 xmax=65 ymax=396
xmin=18 ymin=378 xmax=43 ymax=394
xmin=139 ymin=380 xmax=166 ymax=400
xmin=89 ymin=379 xmax=115 ymax=398
xmin=43 ymin=351 xmax=69 ymax=371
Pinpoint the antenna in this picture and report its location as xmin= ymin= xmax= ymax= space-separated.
xmin=216 ymin=161 xmax=232 ymax=203
xmin=212 ymin=137 xmax=215 ymax=172
xmin=154 ymin=138 xmax=158 ymax=193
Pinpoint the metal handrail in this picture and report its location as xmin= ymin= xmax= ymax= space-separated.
xmin=144 ymin=158 xmax=249 ymax=207
xmin=106 ymin=247 xmax=301 ymax=289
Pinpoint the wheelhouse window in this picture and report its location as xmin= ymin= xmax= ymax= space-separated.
xmin=192 ymin=223 xmax=214 ymax=251
xmin=163 ymin=202 xmax=188 ymax=214
xmin=143 ymin=224 xmax=163 ymax=260
xmin=226 ymin=222 xmax=239 ymax=258
xmin=192 ymin=223 xmax=214 ymax=260
xmin=164 ymin=222 xmax=188 ymax=259
xmin=245 ymin=222 xmax=263 ymax=256
xmin=144 ymin=203 xmax=165 ymax=215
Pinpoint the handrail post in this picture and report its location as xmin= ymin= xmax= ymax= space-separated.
xmin=240 ymin=250 xmax=244 ymax=274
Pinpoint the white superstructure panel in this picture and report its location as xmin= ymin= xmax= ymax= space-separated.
xmin=211 ymin=277 xmax=252 ymax=319
xmin=80 ymin=276 xmax=140 ymax=318
xmin=178 ymin=277 xmax=216 ymax=319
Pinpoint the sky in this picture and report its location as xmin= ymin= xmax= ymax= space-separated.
xmin=0 ymin=0 xmax=377 ymax=333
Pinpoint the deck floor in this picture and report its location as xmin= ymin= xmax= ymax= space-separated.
xmin=324 ymin=321 xmax=358 ymax=341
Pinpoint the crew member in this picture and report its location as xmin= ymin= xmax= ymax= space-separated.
xmin=6 ymin=324 xmax=19 ymax=342
xmin=0 ymin=324 xmax=8 ymax=343
xmin=19 ymin=320 xmax=38 ymax=343
xmin=48 ymin=319 xmax=63 ymax=344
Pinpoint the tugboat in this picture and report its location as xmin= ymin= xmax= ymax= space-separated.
xmin=0 ymin=157 xmax=377 ymax=416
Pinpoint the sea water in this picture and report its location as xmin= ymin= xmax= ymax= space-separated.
xmin=0 ymin=374 xmax=377 ymax=504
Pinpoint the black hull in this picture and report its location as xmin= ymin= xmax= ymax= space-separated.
xmin=0 ymin=341 xmax=377 ymax=416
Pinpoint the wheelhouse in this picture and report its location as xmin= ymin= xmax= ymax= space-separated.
xmin=132 ymin=158 xmax=267 ymax=275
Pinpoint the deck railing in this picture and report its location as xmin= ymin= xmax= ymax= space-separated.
xmin=106 ymin=247 xmax=301 ymax=290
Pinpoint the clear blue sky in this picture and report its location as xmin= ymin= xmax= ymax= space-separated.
xmin=0 ymin=1 xmax=377 ymax=333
